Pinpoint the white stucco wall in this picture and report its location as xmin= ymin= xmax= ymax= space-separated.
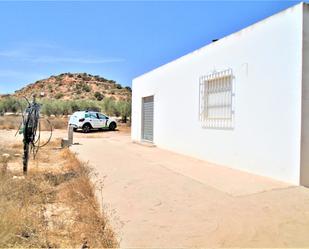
xmin=132 ymin=3 xmax=304 ymax=184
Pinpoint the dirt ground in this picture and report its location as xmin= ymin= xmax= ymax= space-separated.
xmin=68 ymin=131 xmax=309 ymax=248
xmin=3 ymin=128 xmax=309 ymax=248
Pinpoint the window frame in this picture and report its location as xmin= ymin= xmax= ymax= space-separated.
xmin=199 ymin=69 xmax=234 ymax=129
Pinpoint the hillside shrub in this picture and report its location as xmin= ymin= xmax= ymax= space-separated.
xmin=55 ymin=93 xmax=64 ymax=99
xmin=75 ymin=83 xmax=82 ymax=90
xmin=125 ymin=86 xmax=132 ymax=92
xmin=115 ymin=84 xmax=122 ymax=89
xmin=94 ymin=92 xmax=104 ymax=101
xmin=82 ymin=84 xmax=91 ymax=92
xmin=48 ymin=84 xmax=53 ymax=92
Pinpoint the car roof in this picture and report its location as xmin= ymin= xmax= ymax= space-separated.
xmin=73 ymin=111 xmax=108 ymax=116
xmin=74 ymin=111 xmax=96 ymax=113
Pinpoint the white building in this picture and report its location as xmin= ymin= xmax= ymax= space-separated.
xmin=132 ymin=2 xmax=309 ymax=186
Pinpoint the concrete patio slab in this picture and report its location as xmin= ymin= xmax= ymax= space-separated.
xmin=70 ymin=132 xmax=309 ymax=248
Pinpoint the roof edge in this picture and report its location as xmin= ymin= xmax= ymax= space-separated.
xmin=133 ymin=1 xmax=305 ymax=82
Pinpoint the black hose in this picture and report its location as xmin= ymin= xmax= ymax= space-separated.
xmin=19 ymin=96 xmax=53 ymax=174
xmin=37 ymin=119 xmax=53 ymax=148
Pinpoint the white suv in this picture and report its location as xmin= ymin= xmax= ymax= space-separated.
xmin=69 ymin=111 xmax=117 ymax=133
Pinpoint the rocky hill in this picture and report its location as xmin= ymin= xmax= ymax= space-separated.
xmin=12 ymin=72 xmax=131 ymax=101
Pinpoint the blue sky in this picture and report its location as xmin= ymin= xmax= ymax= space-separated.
xmin=0 ymin=0 xmax=300 ymax=94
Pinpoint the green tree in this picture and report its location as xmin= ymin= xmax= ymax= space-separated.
xmin=0 ymin=97 xmax=26 ymax=114
xmin=116 ymin=100 xmax=131 ymax=123
xmin=101 ymin=97 xmax=117 ymax=116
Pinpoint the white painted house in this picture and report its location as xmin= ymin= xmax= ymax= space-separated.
xmin=132 ymin=2 xmax=309 ymax=186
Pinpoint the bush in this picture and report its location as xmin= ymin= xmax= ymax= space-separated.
xmin=55 ymin=93 xmax=64 ymax=99
xmin=115 ymin=84 xmax=122 ymax=89
xmin=125 ymin=86 xmax=132 ymax=92
xmin=75 ymin=83 xmax=82 ymax=90
xmin=94 ymin=92 xmax=104 ymax=101
xmin=81 ymin=73 xmax=91 ymax=81
xmin=82 ymin=84 xmax=91 ymax=92
xmin=94 ymin=75 xmax=106 ymax=82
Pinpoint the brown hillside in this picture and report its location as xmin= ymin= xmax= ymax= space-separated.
xmin=13 ymin=72 xmax=131 ymax=101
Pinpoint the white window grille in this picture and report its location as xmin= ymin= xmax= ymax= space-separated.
xmin=199 ymin=69 xmax=234 ymax=129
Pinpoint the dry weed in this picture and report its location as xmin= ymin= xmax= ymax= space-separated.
xmin=0 ymin=116 xmax=68 ymax=131
xmin=0 ymin=139 xmax=118 ymax=248
xmin=0 ymin=116 xmax=22 ymax=130
xmin=0 ymin=143 xmax=22 ymax=166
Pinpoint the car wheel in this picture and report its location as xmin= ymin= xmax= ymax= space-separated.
xmin=109 ymin=122 xmax=116 ymax=131
xmin=73 ymin=128 xmax=77 ymax=132
xmin=82 ymin=124 xmax=91 ymax=133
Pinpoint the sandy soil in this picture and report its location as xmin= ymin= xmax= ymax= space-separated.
xmin=2 ymin=129 xmax=309 ymax=248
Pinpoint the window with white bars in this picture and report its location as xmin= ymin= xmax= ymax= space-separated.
xmin=199 ymin=69 xmax=234 ymax=129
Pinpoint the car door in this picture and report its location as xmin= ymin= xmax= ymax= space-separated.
xmin=97 ymin=113 xmax=109 ymax=128
xmin=89 ymin=112 xmax=100 ymax=128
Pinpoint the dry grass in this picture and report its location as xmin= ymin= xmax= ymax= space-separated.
xmin=0 ymin=143 xmax=21 ymax=164
xmin=0 ymin=116 xmax=21 ymax=130
xmin=117 ymin=123 xmax=131 ymax=133
xmin=0 ymin=116 xmax=68 ymax=131
xmin=46 ymin=117 xmax=68 ymax=130
xmin=0 ymin=139 xmax=118 ymax=248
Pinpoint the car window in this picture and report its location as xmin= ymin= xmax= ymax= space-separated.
xmin=98 ymin=113 xmax=107 ymax=119
xmin=88 ymin=113 xmax=98 ymax=119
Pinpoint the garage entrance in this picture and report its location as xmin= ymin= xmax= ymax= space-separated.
xmin=142 ymin=96 xmax=154 ymax=142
